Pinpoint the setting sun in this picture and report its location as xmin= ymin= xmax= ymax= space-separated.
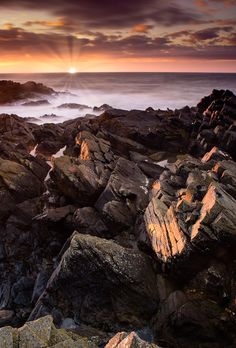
xmin=68 ymin=67 xmax=77 ymax=74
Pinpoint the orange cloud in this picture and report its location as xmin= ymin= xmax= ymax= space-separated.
xmin=3 ymin=22 xmax=14 ymax=30
xmin=24 ymin=19 xmax=65 ymax=28
xmin=132 ymin=24 xmax=153 ymax=34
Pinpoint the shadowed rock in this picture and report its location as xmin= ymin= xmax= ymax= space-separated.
xmin=30 ymin=233 xmax=158 ymax=331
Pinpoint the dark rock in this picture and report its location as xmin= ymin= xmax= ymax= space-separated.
xmin=30 ymin=233 xmax=158 ymax=331
xmin=22 ymin=99 xmax=50 ymax=106
xmin=0 ymin=113 xmax=36 ymax=149
xmin=58 ymin=103 xmax=90 ymax=109
xmin=50 ymin=156 xmax=110 ymax=205
xmin=93 ymin=104 xmax=113 ymax=112
xmin=0 ymin=80 xmax=56 ymax=104
xmin=73 ymin=207 xmax=109 ymax=237
xmin=95 ymin=157 xmax=149 ymax=231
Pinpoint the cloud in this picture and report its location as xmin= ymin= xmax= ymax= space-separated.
xmin=0 ymin=0 xmax=203 ymax=29
xmin=0 ymin=25 xmax=235 ymax=61
xmin=191 ymin=26 xmax=233 ymax=41
xmin=24 ymin=19 xmax=65 ymax=28
xmin=131 ymin=24 xmax=153 ymax=34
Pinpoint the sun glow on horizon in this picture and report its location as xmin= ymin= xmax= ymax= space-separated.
xmin=68 ymin=67 xmax=77 ymax=74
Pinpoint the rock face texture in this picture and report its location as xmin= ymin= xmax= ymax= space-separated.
xmin=0 ymin=87 xmax=236 ymax=347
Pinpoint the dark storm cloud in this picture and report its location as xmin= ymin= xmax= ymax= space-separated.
xmin=0 ymin=0 xmax=203 ymax=28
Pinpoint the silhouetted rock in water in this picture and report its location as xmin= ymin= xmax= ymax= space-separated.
xmin=93 ymin=103 xmax=113 ymax=112
xmin=0 ymin=88 xmax=236 ymax=348
xmin=40 ymin=113 xmax=60 ymax=119
xmin=22 ymin=99 xmax=51 ymax=106
xmin=0 ymin=80 xmax=56 ymax=104
xmin=24 ymin=116 xmax=41 ymax=123
xmin=58 ymin=103 xmax=90 ymax=109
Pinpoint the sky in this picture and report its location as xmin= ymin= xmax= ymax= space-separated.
xmin=0 ymin=0 xmax=236 ymax=73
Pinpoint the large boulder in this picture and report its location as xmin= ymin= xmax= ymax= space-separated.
xmin=30 ymin=233 xmax=158 ymax=331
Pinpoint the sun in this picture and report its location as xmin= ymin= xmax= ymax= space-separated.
xmin=68 ymin=67 xmax=77 ymax=74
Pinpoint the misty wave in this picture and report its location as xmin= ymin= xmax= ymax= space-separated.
xmin=0 ymin=72 xmax=236 ymax=124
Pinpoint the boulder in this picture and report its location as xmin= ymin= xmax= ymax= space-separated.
xmin=30 ymin=233 xmax=158 ymax=330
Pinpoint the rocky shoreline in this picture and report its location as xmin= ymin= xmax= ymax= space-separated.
xmin=0 ymin=86 xmax=236 ymax=347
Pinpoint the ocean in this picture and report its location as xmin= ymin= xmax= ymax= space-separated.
xmin=0 ymin=72 xmax=236 ymax=123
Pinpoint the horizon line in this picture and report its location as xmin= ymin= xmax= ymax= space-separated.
xmin=0 ymin=71 xmax=236 ymax=74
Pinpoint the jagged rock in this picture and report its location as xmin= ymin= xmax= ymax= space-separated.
xmin=141 ymin=152 xmax=236 ymax=277
xmin=153 ymin=289 xmax=235 ymax=348
xmin=201 ymin=146 xmax=231 ymax=163
xmin=93 ymin=104 xmax=113 ymax=112
xmin=73 ymin=207 xmax=109 ymax=237
xmin=50 ymin=156 xmax=110 ymax=205
xmin=143 ymin=198 xmax=186 ymax=263
xmin=0 ymin=158 xmax=44 ymax=203
xmin=76 ymin=131 xmax=114 ymax=163
xmin=0 ymin=315 xmax=96 ymax=347
xmin=105 ymin=331 xmax=159 ymax=347
xmin=191 ymin=183 xmax=236 ymax=244
xmin=30 ymin=233 xmax=158 ymax=330
xmin=35 ymin=205 xmax=76 ymax=224
xmin=95 ymin=157 xmax=149 ymax=231
xmin=0 ymin=114 xmax=36 ymax=148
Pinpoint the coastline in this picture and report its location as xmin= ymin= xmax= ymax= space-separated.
xmin=0 ymin=83 xmax=236 ymax=347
